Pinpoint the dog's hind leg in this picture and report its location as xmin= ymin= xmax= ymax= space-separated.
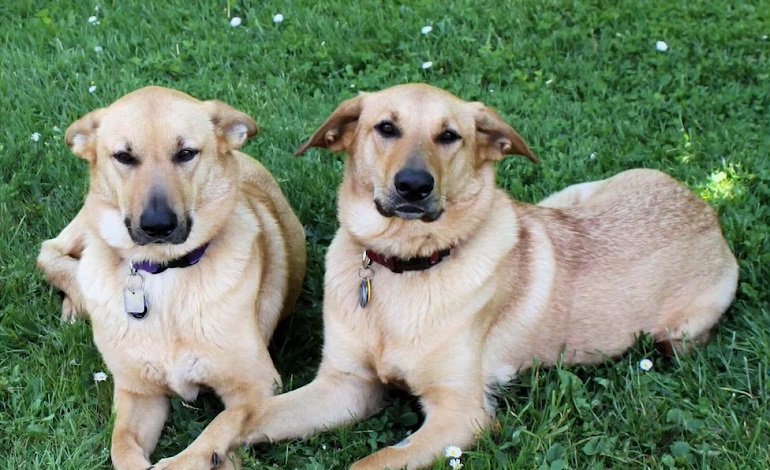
xmin=110 ymin=389 xmax=170 ymax=470
xmin=654 ymin=261 xmax=738 ymax=356
xmin=37 ymin=208 xmax=88 ymax=322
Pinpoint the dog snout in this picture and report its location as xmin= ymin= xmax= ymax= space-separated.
xmin=394 ymin=168 xmax=434 ymax=202
xmin=140 ymin=193 xmax=178 ymax=239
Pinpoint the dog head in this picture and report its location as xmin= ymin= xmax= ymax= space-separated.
xmin=65 ymin=86 xmax=257 ymax=258
xmin=295 ymin=83 xmax=535 ymax=257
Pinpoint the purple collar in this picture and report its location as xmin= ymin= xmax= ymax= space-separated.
xmin=131 ymin=243 xmax=210 ymax=274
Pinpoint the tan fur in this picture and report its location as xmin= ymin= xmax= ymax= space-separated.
xmin=36 ymin=86 xmax=306 ymax=470
xmin=154 ymin=83 xmax=738 ymax=470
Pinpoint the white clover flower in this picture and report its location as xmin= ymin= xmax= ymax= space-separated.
xmin=273 ymin=13 xmax=284 ymax=24
xmin=449 ymin=458 xmax=463 ymax=470
xmin=445 ymin=446 xmax=462 ymax=458
xmin=93 ymin=371 xmax=108 ymax=382
xmin=421 ymin=61 xmax=433 ymax=70
xmin=31 ymin=132 xmax=41 ymax=142
xmin=639 ymin=358 xmax=653 ymax=371
xmin=88 ymin=85 xmax=97 ymax=93
xmin=94 ymin=45 xmax=103 ymax=53
xmin=589 ymin=152 xmax=596 ymax=160
xmin=655 ymin=41 xmax=668 ymax=52
xmin=762 ymin=35 xmax=768 ymax=40
xmin=229 ymin=16 xmax=242 ymax=27
xmin=421 ymin=25 xmax=433 ymax=35
xmin=88 ymin=15 xmax=99 ymax=24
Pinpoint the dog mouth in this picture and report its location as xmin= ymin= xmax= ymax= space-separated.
xmin=124 ymin=217 xmax=192 ymax=246
xmin=374 ymin=199 xmax=444 ymax=223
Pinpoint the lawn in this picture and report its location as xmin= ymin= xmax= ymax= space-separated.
xmin=1 ymin=0 xmax=768 ymax=468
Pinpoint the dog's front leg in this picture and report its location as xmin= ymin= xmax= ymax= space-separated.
xmin=245 ymin=365 xmax=385 ymax=443
xmin=350 ymin=384 xmax=490 ymax=470
xmin=153 ymin=366 xmax=384 ymax=470
xmin=37 ymin=208 xmax=88 ymax=322
xmin=110 ymin=388 xmax=170 ymax=470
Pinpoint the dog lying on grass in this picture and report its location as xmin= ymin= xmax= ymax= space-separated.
xmin=37 ymin=86 xmax=306 ymax=469
xmin=154 ymin=83 xmax=738 ymax=470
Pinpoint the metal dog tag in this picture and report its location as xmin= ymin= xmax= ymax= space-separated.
xmin=358 ymin=251 xmax=375 ymax=309
xmin=359 ymin=277 xmax=372 ymax=308
xmin=124 ymin=270 xmax=148 ymax=319
xmin=124 ymin=288 xmax=148 ymax=318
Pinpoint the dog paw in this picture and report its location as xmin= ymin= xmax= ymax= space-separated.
xmin=350 ymin=445 xmax=419 ymax=470
xmin=58 ymin=292 xmax=88 ymax=323
xmin=350 ymin=453 xmax=393 ymax=470
xmin=60 ymin=295 xmax=78 ymax=323
xmin=154 ymin=451 xmax=237 ymax=470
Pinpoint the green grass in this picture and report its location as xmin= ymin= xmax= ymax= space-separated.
xmin=1 ymin=0 xmax=768 ymax=468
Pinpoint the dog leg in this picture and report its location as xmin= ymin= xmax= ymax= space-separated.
xmin=110 ymin=389 xmax=170 ymax=470
xmin=37 ymin=209 xmax=88 ymax=322
xmin=350 ymin=384 xmax=489 ymax=470
xmin=153 ymin=368 xmax=384 ymax=470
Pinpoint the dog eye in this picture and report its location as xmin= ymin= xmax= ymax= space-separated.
xmin=375 ymin=121 xmax=400 ymax=138
xmin=174 ymin=148 xmax=199 ymax=163
xmin=113 ymin=151 xmax=138 ymax=166
xmin=437 ymin=130 xmax=461 ymax=144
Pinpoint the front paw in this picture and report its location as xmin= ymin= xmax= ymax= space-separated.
xmin=154 ymin=451 xmax=237 ymax=470
xmin=350 ymin=448 xmax=403 ymax=470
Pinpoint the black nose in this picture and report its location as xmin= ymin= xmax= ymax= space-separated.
xmin=394 ymin=168 xmax=434 ymax=202
xmin=140 ymin=193 xmax=178 ymax=239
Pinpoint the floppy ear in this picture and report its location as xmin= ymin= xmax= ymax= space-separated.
xmin=202 ymin=100 xmax=258 ymax=152
xmin=473 ymin=104 xmax=537 ymax=163
xmin=65 ymin=108 xmax=106 ymax=162
xmin=294 ymin=94 xmax=364 ymax=156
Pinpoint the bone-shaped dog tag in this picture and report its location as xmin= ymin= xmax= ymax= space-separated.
xmin=124 ymin=271 xmax=148 ymax=319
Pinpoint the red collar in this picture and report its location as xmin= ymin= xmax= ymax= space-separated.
xmin=365 ymin=247 xmax=452 ymax=273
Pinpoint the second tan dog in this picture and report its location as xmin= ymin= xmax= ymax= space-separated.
xmin=37 ymin=86 xmax=306 ymax=469
xmin=154 ymin=83 xmax=738 ymax=470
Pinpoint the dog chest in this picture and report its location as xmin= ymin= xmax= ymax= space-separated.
xmin=80 ymin=255 xmax=260 ymax=400
xmin=326 ymin=229 xmax=511 ymax=390
xmin=360 ymin=273 xmax=498 ymax=391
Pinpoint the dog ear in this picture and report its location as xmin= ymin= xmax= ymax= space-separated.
xmin=203 ymin=100 xmax=259 ymax=152
xmin=473 ymin=104 xmax=537 ymax=163
xmin=294 ymin=95 xmax=364 ymax=156
xmin=65 ymin=108 xmax=106 ymax=161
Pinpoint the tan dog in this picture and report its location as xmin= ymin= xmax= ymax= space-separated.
xmin=36 ymin=86 xmax=306 ymax=470
xmin=154 ymin=83 xmax=738 ymax=470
